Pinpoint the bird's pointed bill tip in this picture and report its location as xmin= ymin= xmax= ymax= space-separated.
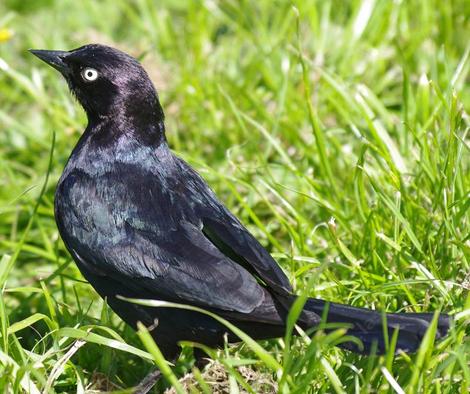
xmin=29 ymin=48 xmax=70 ymax=74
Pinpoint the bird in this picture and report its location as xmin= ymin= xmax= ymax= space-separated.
xmin=30 ymin=44 xmax=449 ymax=388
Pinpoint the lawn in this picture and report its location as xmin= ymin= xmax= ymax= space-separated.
xmin=0 ymin=0 xmax=469 ymax=393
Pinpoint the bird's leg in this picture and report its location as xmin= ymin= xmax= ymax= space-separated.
xmin=194 ymin=348 xmax=211 ymax=371
xmin=134 ymin=369 xmax=162 ymax=394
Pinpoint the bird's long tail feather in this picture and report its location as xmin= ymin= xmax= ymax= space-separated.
xmin=302 ymin=298 xmax=450 ymax=354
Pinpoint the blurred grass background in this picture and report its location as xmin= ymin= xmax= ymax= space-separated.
xmin=0 ymin=0 xmax=469 ymax=392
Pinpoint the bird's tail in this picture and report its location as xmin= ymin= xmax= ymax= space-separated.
xmin=302 ymin=298 xmax=450 ymax=354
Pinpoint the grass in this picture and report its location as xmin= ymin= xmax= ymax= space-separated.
xmin=0 ymin=0 xmax=469 ymax=392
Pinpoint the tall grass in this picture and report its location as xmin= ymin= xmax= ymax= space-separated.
xmin=0 ymin=0 xmax=468 ymax=392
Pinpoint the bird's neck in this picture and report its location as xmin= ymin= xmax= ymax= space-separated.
xmin=85 ymin=108 xmax=166 ymax=148
xmin=65 ymin=120 xmax=172 ymax=178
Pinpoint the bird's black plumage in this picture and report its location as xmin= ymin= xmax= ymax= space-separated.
xmin=31 ymin=44 xmax=449 ymax=362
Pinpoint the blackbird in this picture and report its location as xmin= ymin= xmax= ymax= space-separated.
xmin=30 ymin=44 xmax=449 ymax=376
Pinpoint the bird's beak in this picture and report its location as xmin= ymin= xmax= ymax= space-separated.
xmin=29 ymin=49 xmax=70 ymax=75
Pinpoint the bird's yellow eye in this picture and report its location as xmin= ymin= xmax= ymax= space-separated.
xmin=81 ymin=67 xmax=98 ymax=82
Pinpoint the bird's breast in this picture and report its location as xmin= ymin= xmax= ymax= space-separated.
xmin=55 ymin=160 xmax=188 ymax=245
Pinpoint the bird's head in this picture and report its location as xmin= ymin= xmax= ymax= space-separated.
xmin=30 ymin=44 xmax=165 ymax=133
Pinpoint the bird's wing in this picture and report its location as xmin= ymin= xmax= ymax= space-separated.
xmin=177 ymin=158 xmax=293 ymax=295
xmin=57 ymin=167 xmax=266 ymax=314
xmin=199 ymin=207 xmax=293 ymax=294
